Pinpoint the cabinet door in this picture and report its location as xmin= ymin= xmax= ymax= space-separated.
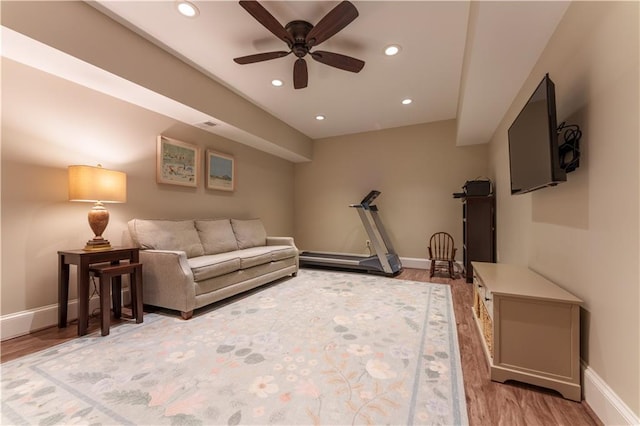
xmin=464 ymin=197 xmax=495 ymax=282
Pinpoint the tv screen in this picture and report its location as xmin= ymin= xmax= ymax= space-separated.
xmin=508 ymin=74 xmax=566 ymax=195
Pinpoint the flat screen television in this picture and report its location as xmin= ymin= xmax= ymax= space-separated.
xmin=508 ymin=74 xmax=566 ymax=195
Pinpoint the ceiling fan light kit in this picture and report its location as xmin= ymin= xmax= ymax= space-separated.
xmin=234 ymin=0 xmax=365 ymax=89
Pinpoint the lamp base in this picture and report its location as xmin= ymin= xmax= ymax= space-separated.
xmin=83 ymin=237 xmax=112 ymax=251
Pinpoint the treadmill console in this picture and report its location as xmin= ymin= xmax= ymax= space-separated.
xmin=359 ymin=190 xmax=380 ymax=208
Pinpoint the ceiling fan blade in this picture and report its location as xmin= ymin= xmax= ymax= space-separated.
xmin=293 ymin=58 xmax=308 ymax=89
xmin=310 ymin=51 xmax=365 ymax=73
xmin=305 ymin=1 xmax=359 ymax=48
xmin=239 ymin=1 xmax=293 ymax=46
xmin=234 ymin=51 xmax=291 ymax=65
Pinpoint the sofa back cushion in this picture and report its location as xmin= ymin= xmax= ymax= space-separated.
xmin=127 ymin=219 xmax=204 ymax=258
xmin=231 ymin=219 xmax=267 ymax=249
xmin=195 ymin=219 xmax=239 ymax=255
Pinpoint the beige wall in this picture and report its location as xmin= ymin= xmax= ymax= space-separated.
xmin=293 ymin=120 xmax=488 ymax=259
xmin=1 ymin=58 xmax=295 ymax=316
xmin=2 ymin=0 xmax=638 ymax=419
xmin=488 ymin=1 xmax=639 ymax=416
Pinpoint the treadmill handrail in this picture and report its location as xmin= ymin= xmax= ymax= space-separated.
xmin=349 ymin=203 xmax=372 ymax=210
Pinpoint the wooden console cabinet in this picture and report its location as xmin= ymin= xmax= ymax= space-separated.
xmin=471 ymin=261 xmax=583 ymax=401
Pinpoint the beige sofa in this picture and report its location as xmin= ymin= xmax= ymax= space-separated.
xmin=124 ymin=218 xmax=298 ymax=319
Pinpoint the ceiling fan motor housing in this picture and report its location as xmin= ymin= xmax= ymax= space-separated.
xmin=285 ymin=20 xmax=313 ymax=58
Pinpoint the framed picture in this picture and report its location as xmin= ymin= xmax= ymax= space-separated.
xmin=156 ymin=136 xmax=199 ymax=187
xmin=206 ymin=150 xmax=235 ymax=191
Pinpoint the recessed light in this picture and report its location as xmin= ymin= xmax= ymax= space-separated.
xmin=315 ymin=115 xmax=326 ymax=121
xmin=176 ymin=1 xmax=199 ymax=18
xmin=384 ymin=45 xmax=401 ymax=56
xmin=402 ymin=98 xmax=413 ymax=105
xmin=271 ymin=79 xmax=283 ymax=87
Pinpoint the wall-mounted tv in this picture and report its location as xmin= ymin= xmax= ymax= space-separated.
xmin=508 ymin=74 xmax=565 ymax=195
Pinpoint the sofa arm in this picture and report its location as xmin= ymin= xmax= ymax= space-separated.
xmin=139 ymin=249 xmax=196 ymax=314
xmin=266 ymin=236 xmax=297 ymax=248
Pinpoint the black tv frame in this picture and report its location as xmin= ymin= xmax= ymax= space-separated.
xmin=508 ymin=73 xmax=566 ymax=195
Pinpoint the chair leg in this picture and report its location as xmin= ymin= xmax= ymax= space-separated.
xmin=448 ymin=261 xmax=454 ymax=279
xmin=429 ymin=260 xmax=435 ymax=278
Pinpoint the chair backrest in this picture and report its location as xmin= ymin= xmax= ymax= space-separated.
xmin=429 ymin=232 xmax=455 ymax=260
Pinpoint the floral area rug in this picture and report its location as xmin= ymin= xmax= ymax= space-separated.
xmin=1 ymin=269 xmax=468 ymax=425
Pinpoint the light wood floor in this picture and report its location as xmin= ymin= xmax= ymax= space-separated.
xmin=398 ymin=268 xmax=601 ymax=426
xmin=1 ymin=268 xmax=602 ymax=425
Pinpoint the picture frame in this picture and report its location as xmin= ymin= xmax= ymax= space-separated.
xmin=156 ymin=136 xmax=199 ymax=187
xmin=206 ymin=150 xmax=235 ymax=191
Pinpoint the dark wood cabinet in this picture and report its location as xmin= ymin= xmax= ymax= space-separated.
xmin=462 ymin=196 xmax=496 ymax=282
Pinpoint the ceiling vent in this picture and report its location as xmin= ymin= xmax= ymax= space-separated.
xmin=193 ymin=120 xmax=219 ymax=135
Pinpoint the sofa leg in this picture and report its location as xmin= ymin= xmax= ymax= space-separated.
xmin=180 ymin=310 xmax=193 ymax=320
xmin=292 ymin=272 xmax=298 ymax=277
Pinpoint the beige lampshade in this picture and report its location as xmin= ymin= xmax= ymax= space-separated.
xmin=68 ymin=165 xmax=127 ymax=203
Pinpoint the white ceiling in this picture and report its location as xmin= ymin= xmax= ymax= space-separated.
xmin=88 ymin=1 xmax=570 ymax=145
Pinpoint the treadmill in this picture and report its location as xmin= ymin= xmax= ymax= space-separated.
xmin=299 ymin=190 xmax=403 ymax=276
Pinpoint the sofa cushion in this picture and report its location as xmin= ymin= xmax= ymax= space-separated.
xmin=127 ymin=219 xmax=204 ymax=258
xmin=195 ymin=219 xmax=239 ymax=255
xmin=231 ymin=219 xmax=267 ymax=249
xmin=268 ymin=245 xmax=298 ymax=262
xmin=188 ymin=252 xmax=241 ymax=281
xmin=236 ymin=246 xmax=278 ymax=269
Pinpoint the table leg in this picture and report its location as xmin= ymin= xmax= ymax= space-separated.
xmin=77 ymin=262 xmax=90 ymax=336
xmin=58 ymin=256 xmax=69 ymax=328
xmin=110 ymin=260 xmax=122 ymax=319
xmin=133 ymin=265 xmax=143 ymax=323
xmin=100 ymin=274 xmax=111 ymax=336
xmin=112 ymin=275 xmax=122 ymax=319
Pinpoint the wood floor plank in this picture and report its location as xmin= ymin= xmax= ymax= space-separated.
xmin=1 ymin=268 xmax=602 ymax=425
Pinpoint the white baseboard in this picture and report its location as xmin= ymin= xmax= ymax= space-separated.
xmin=582 ymin=362 xmax=640 ymax=425
xmin=1 ymin=291 xmax=130 ymax=341
xmin=399 ymin=257 xmax=465 ymax=274
xmin=399 ymin=257 xmax=430 ymax=269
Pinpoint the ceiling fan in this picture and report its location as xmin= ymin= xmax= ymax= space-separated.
xmin=233 ymin=0 xmax=365 ymax=89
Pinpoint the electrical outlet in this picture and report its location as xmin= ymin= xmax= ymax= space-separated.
xmin=366 ymin=240 xmax=371 ymax=248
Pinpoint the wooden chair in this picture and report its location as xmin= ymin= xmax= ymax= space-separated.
xmin=428 ymin=232 xmax=457 ymax=279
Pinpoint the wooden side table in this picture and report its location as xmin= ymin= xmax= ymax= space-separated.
xmin=58 ymin=247 xmax=140 ymax=336
xmin=89 ymin=262 xmax=143 ymax=336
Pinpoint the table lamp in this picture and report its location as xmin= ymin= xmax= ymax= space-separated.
xmin=68 ymin=164 xmax=127 ymax=251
